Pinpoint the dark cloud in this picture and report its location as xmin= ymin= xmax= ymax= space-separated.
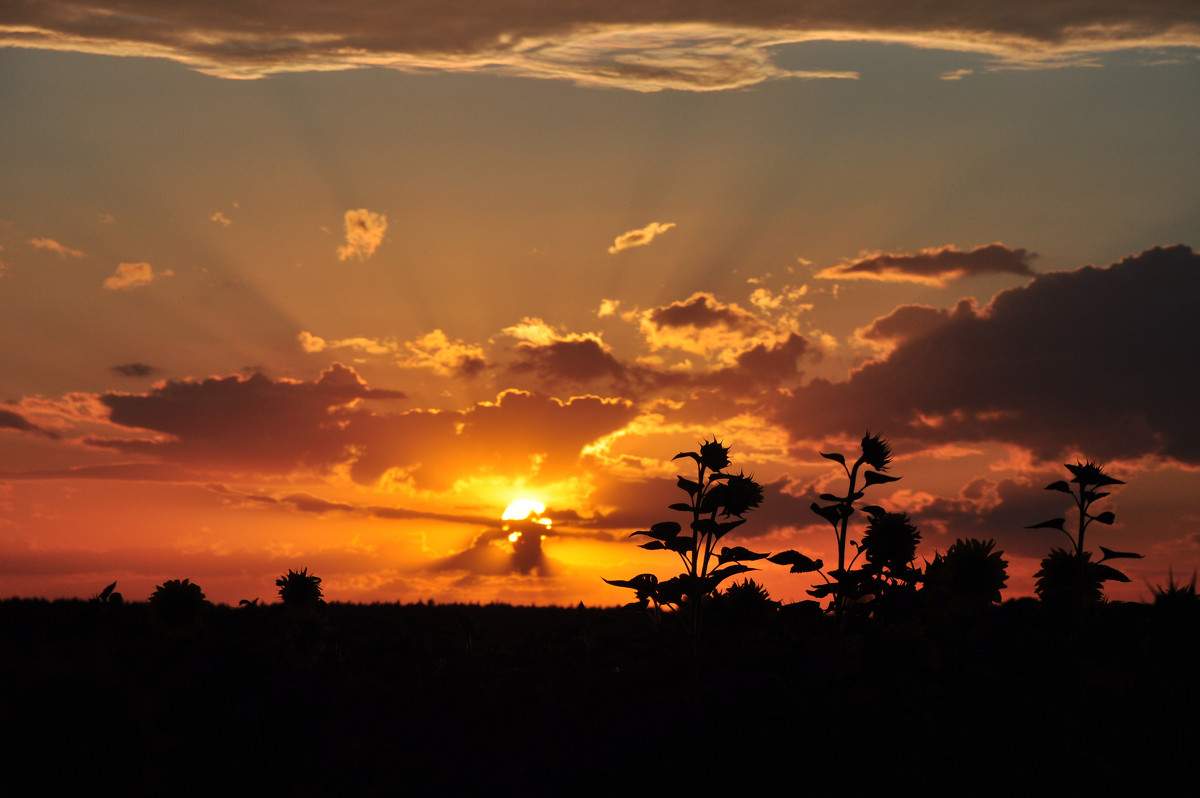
xmin=0 ymin=409 xmax=59 ymax=439
xmin=649 ymin=292 xmax=761 ymax=332
xmin=817 ymin=243 xmax=1036 ymax=286
xmin=3 ymin=2 xmax=1196 ymax=90
xmin=508 ymin=337 xmax=629 ymax=386
xmin=858 ymin=303 xmax=962 ymax=346
xmin=111 ymin=363 xmax=162 ymax=378
xmin=91 ymin=363 xmax=405 ymax=474
xmin=774 ymin=245 xmax=1200 ymax=464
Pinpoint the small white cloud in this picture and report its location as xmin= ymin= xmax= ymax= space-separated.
xmin=608 ymin=221 xmax=675 ymax=254
xmin=337 ymin=208 xmax=388 ymax=261
xmin=29 ymin=238 xmax=84 ymax=258
xmin=104 ymin=262 xmax=169 ymax=291
xmin=210 ymin=211 xmax=232 ymax=227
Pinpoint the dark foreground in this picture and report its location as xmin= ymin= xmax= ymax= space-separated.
xmin=3 ymin=597 xmax=1196 ymax=796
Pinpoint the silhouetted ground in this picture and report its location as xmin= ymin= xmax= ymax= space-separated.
xmin=2 ymin=597 xmax=1195 ymax=796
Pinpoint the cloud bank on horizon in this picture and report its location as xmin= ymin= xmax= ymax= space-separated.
xmin=8 ymin=245 xmax=1198 ymax=484
xmin=3 ymin=1 xmax=1198 ymax=90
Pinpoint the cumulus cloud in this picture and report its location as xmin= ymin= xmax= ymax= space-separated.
xmin=91 ymin=363 xmax=406 ymax=474
xmin=509 ymin=335 xmax=628 ymax=387
xmin=399 ymin=330 xmax=487 ymax=377
xmin=337 ymin=208 xmax=388 ymax=261
xmin=103 ymin=262 xmax=170 ymax=290
xmin=210 ymin=211 xmax=232 ymax=226
xmin=2 ymin=2 xmax=1196 ymax=91
xmin=608 ymin=221 xmax=675 ymax=254
xmin=815 ymin=243 xmax=1036 ymax=286
xmin=28 ymin=237 xmax=84 ymax=258
xmin=773 ymin=245 xmax=1200 ymax=465
xmin=640 ymin=292 xmax=792 ymax=364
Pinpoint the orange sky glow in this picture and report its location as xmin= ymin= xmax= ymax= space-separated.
xmin=2 ymin=1 xmax=1198 ymax=607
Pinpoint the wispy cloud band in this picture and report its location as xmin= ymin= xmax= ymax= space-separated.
xmin=3 ymin=2 xmax=1196 ymax=91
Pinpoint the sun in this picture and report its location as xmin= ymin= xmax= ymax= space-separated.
xmin=502 ymin=498 xmax=545 ymax=521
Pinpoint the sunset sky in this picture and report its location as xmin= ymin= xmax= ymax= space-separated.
xmin=2 ymin=1 xmax=1198 ymax=606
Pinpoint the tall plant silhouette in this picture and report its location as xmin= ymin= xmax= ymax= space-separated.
xmin=605 ymin=438 xmax=767 ymax=635
xmin=1027 ymin=460 xmax=1142 ymax=604
xmin=774 ymin=432 xmax=900 ymax=628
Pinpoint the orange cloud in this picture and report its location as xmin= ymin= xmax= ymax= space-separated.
xmin=608 ymin=221 xmax=675 ymax=254
xmin=29 ymin=237 xmax=84 ymax=258
xmin=337 ymin=208 xmax=388 ymax=261
xmin=103 ymin=262 xmax=171 ymax=290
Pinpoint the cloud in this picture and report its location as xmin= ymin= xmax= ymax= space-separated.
xmin=103 ymin=262 xmax=170 ymax=290
xmin=640 ymin=292 xmax=792 ymax=364
xmin=508 ymin=335 xmax=628 ymax=387
xmin=337 ymin=208 xmax=388 ymax=261
xmin=210 ymin=211 xmax=232 ymax=226
xmin=91 ymin=363 xmax=406 ymax=474
xmin=399 ymin=330 xmax=487 ymax=377
xmin=28 ymin=237 xmax=84 ymax=258
xmin=111 ymin=363 xmax=162 ymax=378
xmin=0 ymin=409 xmax=59 ymax=438
xmin=772 ymin=245 xmax=1200 ymax=464
xmin=2 ymin=2 xmax=1196 ymax=91
xmin=815 ymin=243 xmax=1036 ymax=286
xmin=608 ymin=222 xmax=675 ymax=254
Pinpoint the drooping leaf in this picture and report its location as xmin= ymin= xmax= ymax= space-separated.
xmin=1026 ymin=518 xmax=1066 ymax=532
xmin=713 ymin=518 xmax=746 ymax=540
xmin=819 ymin=493 xmax=845 ymax=503
xmin=677 ymin=476 xmax=701 ymax=496
xmin=811 ymin=502 xmax=844 ymax=526
xmin=807 ymin=583 xmax=838 ymax=599
xmin=603 ymin=573 xmax=658 ymax=591
xmin=718 ymin=546 xmax=770 ymax=564
xmin=860 ymin=505 xmax=887 ymax=519
xmin=673 ymin=451 xmax=700 ymax=463
xmin=638 ymin=540 xmax=667 ymax=551
xmin=651 ymin=521 xmax=683 ymax=538
xmin=768 ymin=550 xmax=823 ymax=574
xmin=820 ymin=451 xmax=846 ymax=466
xmin=692 ymin=518 xmax=719 ymax=536
xmin=1083 ymin=491 xmax=1110 ymax=503
xmin=668 ymin=502 xmax=693 ymax=513
xmin=1098 ymin=546 xmax=1143 ymax=561
xmin=705 ymin=564 xmax=755 ymax=591
xmin=1091 ymin=511 xmax=1116 ymax=525
xmin=862 ymin=470 xmax=901 ymax=487
xmin=1044 ymin=480 xmax=1072 ymax=493
xmin=1095 ymin=563 xmax=1132 ymax=583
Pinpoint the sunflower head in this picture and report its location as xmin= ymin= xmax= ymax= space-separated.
xmin=1065 ymin=460 xmax=1124 ymax=488
xmin=698 ymin=437 xmax=732 ymax=472
xmin=276 ymin=567 xmax=325 ymax=608
xmin=860 ymin=431 xmax=894 ymax=472
xmin=711 ymin=471 xmax=764 ymax=517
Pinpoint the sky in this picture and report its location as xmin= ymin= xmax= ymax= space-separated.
xmin=1 ymin=1 xmax=1198 ymax=607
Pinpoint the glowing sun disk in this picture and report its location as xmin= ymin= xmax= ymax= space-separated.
xmin=502 ymin=498 xmax=545 ymax=521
